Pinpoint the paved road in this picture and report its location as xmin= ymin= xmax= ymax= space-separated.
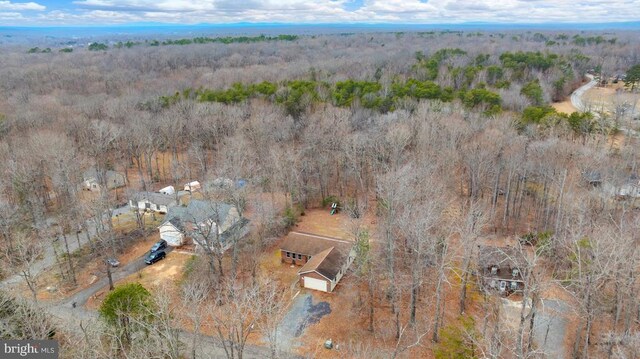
xmin=500 ymin=297 xmax=569 ymax=359
xmin=60 ymin=248 xmax=163 ymax=309
xmin=0 ymin=208 xmax=299 ymax=358
xmin=533 ymin=299 xmax=570 ymax=359
xmin=44 ymin=299 xmax=295 ymax=359
xmin=570 ymin=74 xmax=597 ymax=113
xmin=1 ymin=206 xmax=130 ymax=287
xmin=570 ymin=74 xmax=640 ymax=138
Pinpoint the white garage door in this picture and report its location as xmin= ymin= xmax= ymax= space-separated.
xmin=303 ymin=276 xmax=328 ymax=292
xmin=160 ymin=232 xmax=183 ymax=246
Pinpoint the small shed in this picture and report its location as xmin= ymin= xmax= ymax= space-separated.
xmin=279 ymin=232 xmax=355 ymax=293
xmin=184 ymin=181 xmax=201 ymax=192
xmin=159 ymin=185 xmax=175 ymax=195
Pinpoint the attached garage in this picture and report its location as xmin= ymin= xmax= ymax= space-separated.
xmin=302 ymin=275 xmax=330 ymax=292
xmin=158 ymin=220 xmax=185 ymax=246
xmin=279 ymin=232 xmax=356 ymax=293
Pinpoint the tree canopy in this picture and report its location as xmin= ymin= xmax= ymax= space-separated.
xmin=625 ymin=64 xmax=640 ymax=91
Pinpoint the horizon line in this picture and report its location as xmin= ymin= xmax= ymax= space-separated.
xmin=1 ymin=20 xmax=640 ymax=29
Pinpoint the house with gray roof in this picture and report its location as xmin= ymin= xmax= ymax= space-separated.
xmin=128 ymin=191 xmax=178 ymax=214
xmin=477 ymin=245 xmax=528 ymax=295
xmin=158 ymin=200 xmax=242 ymax=248
xmin=82 ymin=169 xmax=125 ymax=192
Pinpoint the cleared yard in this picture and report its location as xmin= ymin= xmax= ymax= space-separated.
xmin=112 ymin=210 xmax=165 ymax=233
xmin=552 ymin=100 xmax=578 ymax=114
xmin=292 ymin=208 xmax=357 ymax=240
xmin=86 ymin=251 xmax=194 ymax=310
xmin=582 ymin=83 xmax=640 ymax=116
xmin=116 ymin=251 xmax=192 ymax=288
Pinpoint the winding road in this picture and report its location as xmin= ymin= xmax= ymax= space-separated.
xmin=570 ymin=74 xmax=597 ymax=112
xmin=570 ymin=74 xmax=639 ymax=138
xmin=0 ymin=214 xmax=296 ymax=358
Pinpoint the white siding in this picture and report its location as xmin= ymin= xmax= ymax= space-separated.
xmin=159 ymin=223 xmax=184 ymax=246
xmin=82 ymin=179 xmax=99 ymax=191
xmin=303 ymin=276 xmax=329 ymax=292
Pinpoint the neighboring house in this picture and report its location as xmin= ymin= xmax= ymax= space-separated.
xmin=203 ymin=178 xmax=247 ymax=192
xmin=477 ymin=245 xmax=528 ymax=296
xmin=279 ymin=232 xmax=355 ymax=293
xmin=582 ymin=170 xmax=603 ymax=187
xmin=82 ymin=169 xmax=125 ymax=191
xmin=603 ymin=175 xmax=640 ymax=199
xmin=128 ymin=192 xmax=178 ymax=214
xmin=205 ymin=177 xmax=234 ymax=191
xmin=184 ymin=181 xmax=201 ymax=192
xmin=618 ymin=177 xmax=640 ymax=198
xmin=158 ymin=200 xmax=243 ymax=248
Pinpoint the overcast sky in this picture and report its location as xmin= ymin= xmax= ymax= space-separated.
xmin=1 ymin=0 xmax=640 ymax=26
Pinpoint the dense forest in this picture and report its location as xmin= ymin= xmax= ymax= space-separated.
xmin=0 ymin=30 xmax=639 ymax=358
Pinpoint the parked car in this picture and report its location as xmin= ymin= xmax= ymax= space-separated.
xmin=150 ymin=239 xmax=167 ymax=253
xmin=144 ymin=250 xmax=166 ymax=265
xmin=105 ymin=258 xmax=120 ymax=267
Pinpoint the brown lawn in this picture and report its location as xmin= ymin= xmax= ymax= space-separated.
xmin=552 ymin=100 xmax=578 ymax=114
xmin=292 ymin=209 xmax=353 ymax=239
xmin=86 ymin=251 xmax=193 ymax=310
xmin=583 ymin=84 xmax=640 ymax=115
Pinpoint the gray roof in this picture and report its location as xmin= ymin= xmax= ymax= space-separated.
xmin=582 ymin=170 xmax=602 ymax=184
xmin=131 ymin=191 xmax=177 ymax=206
xmin=478 ymin=245 xmax=528 ymax=270
xmin=164 ymin=200 xmax=234 ymax=229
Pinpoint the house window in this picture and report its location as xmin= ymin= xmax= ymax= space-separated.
xmin=490 ymin=266 xmax=498 ymax=275
xmin=286 ymin=252 xmax=291 ymax=258
xmin=512 ymin=269 xmax=520 ymax=277
xmin=145 ymin=202 xmax=151 ymax=209
xmin=297 ymin=254 xmax=302 ymax=260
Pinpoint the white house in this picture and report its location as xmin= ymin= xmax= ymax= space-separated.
xmin=158 ymin=218 xmax=185 ymax=247
xmin=158 ymin=200 xmax=242 ymax=248
xmin=82 ymin=169 xmax=125 ymax=192
xmin=129 ymin=192 xmax=178 ymax=214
